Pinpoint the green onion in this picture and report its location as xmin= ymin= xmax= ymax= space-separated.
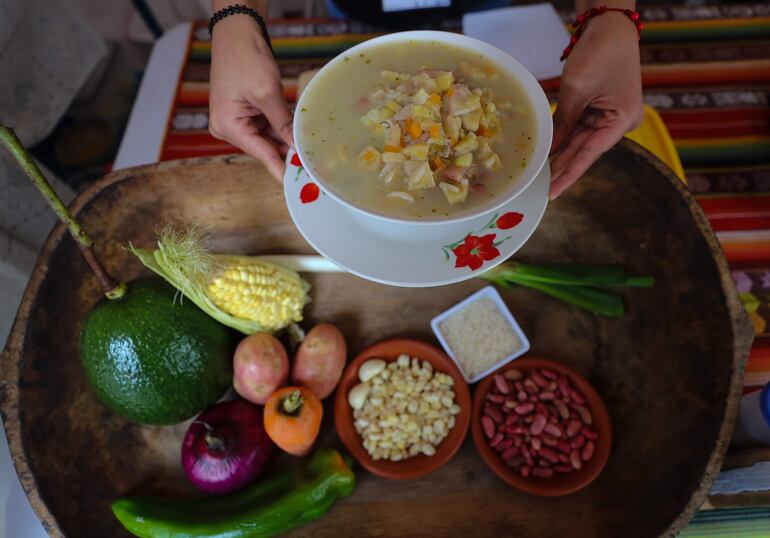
xmin=479 ymin=262 xmax=654 ymax=317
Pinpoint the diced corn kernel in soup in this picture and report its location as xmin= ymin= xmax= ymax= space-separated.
xmin=297 ymin=40 xmax=536 ymax=220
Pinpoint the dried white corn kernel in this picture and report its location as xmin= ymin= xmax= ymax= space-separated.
xmin=354 ymin=354 xmax=459 ymax=462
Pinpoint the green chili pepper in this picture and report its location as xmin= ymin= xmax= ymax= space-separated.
xmin=112 ymin=449 xmax=355 ymax=538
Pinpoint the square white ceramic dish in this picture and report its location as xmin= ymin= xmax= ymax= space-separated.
xmin=430 ymin=286 xmax=530 ymax=383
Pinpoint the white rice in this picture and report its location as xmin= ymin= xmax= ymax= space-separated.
xmin=439 ymin=297 xmax=521 ymax=379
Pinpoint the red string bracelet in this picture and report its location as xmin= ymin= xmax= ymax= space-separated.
xmin=560 ymin=6 xmax=644 ymax=61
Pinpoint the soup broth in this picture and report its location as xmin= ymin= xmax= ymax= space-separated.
xmin=297 ymin=39 xmax=536 ymax=220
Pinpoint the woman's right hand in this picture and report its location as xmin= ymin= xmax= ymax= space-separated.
xmin=209 ymin=10 xmax=293 ymax=180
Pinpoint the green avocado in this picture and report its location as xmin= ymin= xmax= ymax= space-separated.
xmin=80 ymin=277 xmax=234 ymax=425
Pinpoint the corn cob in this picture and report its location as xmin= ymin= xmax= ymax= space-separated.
xmin=131 ymin=227 xmax=311 ymax=334
xmin=206 ymin=257 xmax=308 ymax=331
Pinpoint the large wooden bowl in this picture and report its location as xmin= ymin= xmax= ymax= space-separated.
xmin=0 ymin=140 xmax=753 ymax=537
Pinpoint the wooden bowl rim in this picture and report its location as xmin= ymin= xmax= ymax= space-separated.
xmin=334 ymin=338 xmax=471 ymax=479
xmin=471 ymin=357 xmax=612 ymax=496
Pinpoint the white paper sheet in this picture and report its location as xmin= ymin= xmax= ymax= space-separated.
xmin=462 ymin=3 xmax=570 ymax=81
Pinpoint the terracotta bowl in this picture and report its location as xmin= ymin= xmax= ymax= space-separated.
xmin=471 ymin=357 xmax=612 ymax=496
xmin=334 ymin=338 xmax=471 ymax=479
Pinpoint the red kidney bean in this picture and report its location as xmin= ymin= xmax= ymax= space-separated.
xmin=482 ymin=416 xmax=495 ymax=438
xmin=573 ymin=404 xmax=593 ymax=425
xmin=501 ymin=446 xmax=520 ymax=460
xmin=553 ymin=400 xmax=570 ymax=419
xmin=570 ymin=450 xmax=583 ymax=470
xmin=566 ymin=420 xmax=582 ymax=438
xmin=541 ymin=434 xmax=557 ymax=447
xmin=486 ymin=368 xmax=601 ymax=481
xmin=569 ymin=435 xmax=586 ymax=449
xmin=544 ymin=423 xmax=562 ymax=438
xmin=532 ymin=372 xmax=548 ymax=388
xmin=487 ymin=394 xmax=505 ymax=404
xmin=531 ymin=414 xmax=547 ymax=436
xmin=522 ymin=445 xmax=533 ymax=463
xmin=541 ymin=368 xmax=559 ymax=381
xmin=495 ymin=439 xmax=513 ymax=452
xmin=532 ymin=467 xmax=555 ymax=478
xmin=494 ymin=374 xmax=511 ymax=394
xmin=539 ymin=447 xmax=559 ymax=463
xmin=514 ymin=403 xmax=534 ymax=415
xmin=570 ymin=389 xmax=586 ymax=405
xmin=524 ymin=379 xmax=540 ymax=394
xmin=485 ymin=406 xmax=503 ymax=424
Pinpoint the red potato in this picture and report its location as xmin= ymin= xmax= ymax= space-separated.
xmin=291 ymin=324 xmax=347 ymax=399
xmin=233 ymin=333 xmax=289 ymax=405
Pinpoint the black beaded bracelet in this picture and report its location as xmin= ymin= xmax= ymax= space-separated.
xmin=209 ymin=4 xmax=272 ymax=51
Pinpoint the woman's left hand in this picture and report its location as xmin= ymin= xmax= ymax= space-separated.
xmin=549 ymin=10 xmax=643 ymax=199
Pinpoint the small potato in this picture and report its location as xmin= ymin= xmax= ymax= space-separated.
xmin=233 ymin=333 xmax=289 ymax=405
xmin=292 ymin=323 xmax=347 ymax=399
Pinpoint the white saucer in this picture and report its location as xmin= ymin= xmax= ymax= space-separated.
xmin=283 ymin=150 xmax=549 ymax=288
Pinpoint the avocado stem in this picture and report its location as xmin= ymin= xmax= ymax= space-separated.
xmin=282 ymin=390 xmax=304 ymax=414
xmin=0 ymin=125 xmax=126 ymax=299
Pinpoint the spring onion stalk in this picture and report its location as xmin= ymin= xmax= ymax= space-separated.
xmin=480 ymin=262 xmax=655 ymax=317
xmin=489 ymin=276 xmax=624 ymax=316
xmin=486 ymin=262 xmax=654 ymax=288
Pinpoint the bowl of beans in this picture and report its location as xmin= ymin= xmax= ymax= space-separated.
xmin=334 ymin=338 xmax=471 ymax=479
xmin=471 ymin=358 xmax=611 ymax=496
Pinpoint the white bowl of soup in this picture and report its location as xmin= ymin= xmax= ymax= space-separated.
xmin=293 ymin=31 xmax=552 ymax=225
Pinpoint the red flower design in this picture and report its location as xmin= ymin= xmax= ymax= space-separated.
xmin=496 ymin=212 xmax=524 ymax=230
xmin=300 ymin=183 xmax=320 ymax=204
xmin=452 ymin=234 xmax=500 ymax=270
xmin=290 ymin=153 xmax=302 ymax=167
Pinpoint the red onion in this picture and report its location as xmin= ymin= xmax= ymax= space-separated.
xmin=181 ymin=399 xmax=273 ymax=494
